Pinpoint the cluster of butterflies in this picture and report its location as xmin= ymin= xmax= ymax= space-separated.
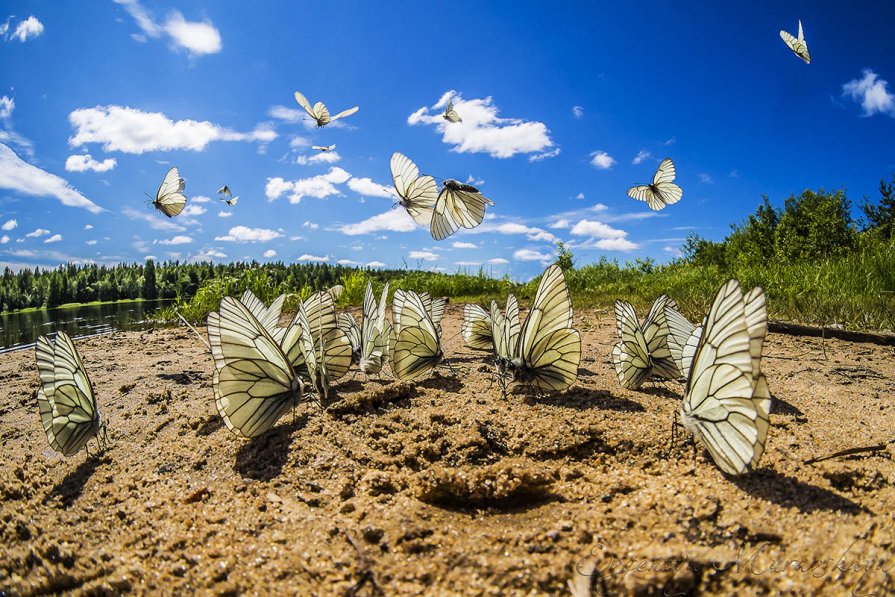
xmin=610 ymin=281 xmax=770 ymax=475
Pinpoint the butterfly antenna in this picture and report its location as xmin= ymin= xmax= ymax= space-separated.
xmin=175 ymin=309 xmax=211 ymax=352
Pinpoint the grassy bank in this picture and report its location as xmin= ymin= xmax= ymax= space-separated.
xmin=1 ymin=298 xmax=149 ymax=316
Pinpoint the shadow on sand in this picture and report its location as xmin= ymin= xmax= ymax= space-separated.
xmin=234 ymin=415 xmax=309 ymax=482
xmin=44 ymin=454 xmax=107 ymax=507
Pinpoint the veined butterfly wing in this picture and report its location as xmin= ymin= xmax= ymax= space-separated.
xmin=330 ymin=105 xmax=359 ymax=122
xmin=431 ymin=180 xmax=494 ymax=241
xmin=627 ymin=158 xmax=682 ymax=211
xmin=443 ymin=99 xmax=462 ymax=123
xmin=665 ymin=304 xmax=701 ymax=380
xmin=294 ymin=90 xmax=317 ymax=120
xmin=338 ymin=312 xmax=362 ymax=356
xmin=153 ymin=167 xmax=187 ymax=217
xmin=217 ymin=185 xmax=231 ymax=197
xmin=391 ymin=291 xmax=443 ymax=381
xmin=462 ymin=304 xmax=493 ymax=350
xmin=780 ymin=21 xmax=810 ymax=64
xmin=611 ymin=300 xmax=652 ymax=390
xmin=390 ymin=152 xmax=437 ymax=225
xmin=642 ymin=295 xmax=681 ymax=380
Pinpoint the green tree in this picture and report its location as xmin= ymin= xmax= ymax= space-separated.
xmin=862 ymin=171 xmax=895 ymax=238
xmin=726 ymin=196 xmax=779 ymax=269
xmin=774 ymin=189 xmax=856 ymax=262
xmin=143 ymin=259 xmax=157 ymax=300
xmin=555 ymin=241 xmax=574 ymax=271
xmin=46 ymin=272 xmax=63 ymax=308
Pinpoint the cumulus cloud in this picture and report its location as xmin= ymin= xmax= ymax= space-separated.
xmin=590 ymin=150 xmax=616 ymax=169
xmin=513 ymin=249 xmax=554 ymax=264
xmin=408 ymin=91 xmax=558 ymax=160
xmin=192 ymin=248 xmax=227 ymax=260
xmin=366 ymin=261 xmax=386 ymax=267
xmin=472 ymin=221 xmax=558 ymax=243
xmin=842 ymin=69 xmax=895 ymax=117
xmin=455 ymin=261 xmax=481 ymax=267
xmin=9 ymin=16 xmax=43 ymax=42
xmin=215 ymin=226 xmax=282 ymax=243
xmin=0 ymin=96 xmax=13 ymax=119
xmin=190 ymin=195 xmax=211 ymax=203
xmin=452 ymin=241 xmax=477 ymax=249
xmin=592 ymin=237 xmax=638 ymax=251
xmin=303 ymin=221 xmax=319 ymax=229
xmin=2 ymin=219 xmax=16 ymax=231
xmin=217 ymin=210 xmax=232 ymax=218
xmin=0 ymin=144 xmax=103 ymax=213
xmin=264 ymin=167 xmax=350 ymax=203
xmin=572 ymin=106 xmax=584 ymax=119
xmin=569 ymin=218 xmax=639 ymax=251
xmin=181 ymin=204 xmax=206 ymax=217
xmin=549 ymin=219 xmax=570 ymax=229
xmin=122 ymin=206 xmax=185 ymax=231
xmin=86 ymin=239 xmax=97 ymax=245
xmin=338 ymin=209 xmax=417 ymax=236
xmin=157 ymin=235 xmax=192 ymax=245
xmin=297 ymin=254 xmax=329 ymax=262
xmin=632 ymin=150 xmax=652 ymax=165
xmin=43 ymin=234 xmax=62 ymax=244
xmin=296 ymin=150 xmax=341 ymax=166
xmin=347 ymin=177 xmax=393 ymax=198
xmin=263 ymin=249 xmax=277 ymax=258
xmin=25 ymin=228 xmax=50 ymax=238
xmin=114 ymin=0 xmax=222 ymax=56
xmin=336 ymin=258 xmax=360 ymax=266
xmin=68 ymin=106 xmax=276 ymax=154
xmin=0 ymin=235 xmax=8 ymax=244
xmin=699 ymin=173 xmax=713 ymax=184
xmin=488 ymin=257 xmax=509 ymax=265
xmin=409 ymin=250 xmax=439 ymax=261
xmin=65 ymin=154 xmax=117 ymax=173
xmin=268 ymin=105 xmax=305 ymax=123
xmin=84 ymin=224 xmax=93 ymax=230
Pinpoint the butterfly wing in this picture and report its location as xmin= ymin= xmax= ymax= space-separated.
xmin=780 ymin=28 xmax=810 ymax=63
xmin=612 ymin=300 xmax=652 ymax=390
xmin=431 ymin=185 xmax=493 ymax=241
xmin=391 ymin=153 xmax=436 ymax=225
xmin=329 ymin=105 xmax=359 ymax=122
xmin=338 ymin=312 xmax=362 ymax=354
xmin=652 ymin=158 xmax=683 ymax=208
xmin=626 ymin=184 xmax=657 ymax=208
xmin=154 ymin=167 xmax=187 ymax=217
xmin=391 ymin=291 xmax=442 ymax=381
xmin=664 ymin=304 xmax=698 ymax=379
xmin=217 ymin=185 xmax=231 ymax=197
xmin=462 ymin=304 xmax=493 ymax=350
xmin=642 ymin=295 xmax=681 ymax=380
xmin=294 ymin=90 xmax=317 ymax=120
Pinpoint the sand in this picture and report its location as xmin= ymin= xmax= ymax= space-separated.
xmin=1 ymin=304 xmax=894 ymax=595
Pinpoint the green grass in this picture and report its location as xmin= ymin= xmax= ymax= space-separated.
xmin=2 ymin=297 xmax=149 ymax=316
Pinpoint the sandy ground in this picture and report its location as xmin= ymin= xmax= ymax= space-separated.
xmin=1 ymin=304 xmax=894 ymax=596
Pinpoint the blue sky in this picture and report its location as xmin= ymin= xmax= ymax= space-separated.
xmin=1 ymin=1 xmax=894 ymax=279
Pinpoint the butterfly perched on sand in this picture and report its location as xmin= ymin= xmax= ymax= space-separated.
xmin=612 ymin=295 xmax=680 ymax=390
xmin=390 ymin=290 xmax=444 ymax=381
xmin=627 ymin=158 xmax=682 ymax=211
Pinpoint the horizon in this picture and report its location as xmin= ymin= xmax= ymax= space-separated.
xmin=1 ymin=1 xmax=894 ymax=278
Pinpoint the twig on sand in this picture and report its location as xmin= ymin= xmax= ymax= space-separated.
xmin=176 ymin=309 xmax=211 ymax=352
xmin=805 ymin=439 xmax=895 ymax=464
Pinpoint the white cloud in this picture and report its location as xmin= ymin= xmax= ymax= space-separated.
xmin=263 ymin=249 xmax=277 ymax=258
xmin=191 ymin=195 xmax=211 ymax=203
xmin=289 ymin=235 xmax=305 ymax=241
xmin=43 ymin=234 xmax=62 ymax=244
xmin=452 ymin=241 xmax=477 ymax=249
xmin=488 ymin=257 xmax=509 ymax=265
xmin=83 ymin=224 xmax=93 ymax=230
xmin=268 ymin=106 xmax=305 ymax=123
xmin=303 ymin=220 xmax=319 ymax=230
xmin=25 ymin=228 xmax=50 ymax=238
xmin=296 ymin=151 xmax=341 ymax=166
xmin=1 ymin=219 xmax=16 ymax=231
xmin=157 ymin=235 xmax=192 ymax=245
xmin=572 ymin=106 xmax=584 ymax=119
xmin=337 ymin=209 xmax=417 ymax=235
xmin=575 ymin=192 xmax=585 ymax=200
xmin=347 ymin=177 xmax=392 ymax=198
xmin=0 ymin=144 xmax=103 ymax=213
xmin=0 ymin=235 xmax=8 ymax=244
xmin=86 ymin=239 xmax=97 ymax=246
xmin=513 ymin=249 xmax=554 ymax=264
xmin=297 ymin=254 xmax=329 ymax=262
xmin=593 ymin=238 xmax=638 ymax=251
xmin=65 ymin=154 xmax=117 ymax=173
xmin=181 ymin=203 xmax=206 ymax=217
xmin=11 ymin=16 xmax=43 ymax=42
xmin=68 ymin=106 xmax=275 ymax=154
xmin=570 ymin=219 xmax=627 ymax=239
xmin=632 ymin=150 xmax=652 ymax=165
xmin=122 ymin=206 xmax=185 ymax=231
xmin=408 ymin=91 xmax=557 ymax=159
xmin=590 ymin=150 xmax=616 ymax=169
xmin=192 ymin=248 xmax=227 ymax=260
xmin=366 ymin=261 xmax=386 ymax=268
xmin=215 ymin=226 xmax=282 ymax=243
xmin=265 ymin=167 xmax=351 ymax=203
xmin=0 ymin=96 xmax=13 ymax=120
xmin=699 ymin=173 xmax=713 ymax=184
xmin=473 ymin=221 xmax=558 ymax=243
xmin=455 ymin=261 xmax=481 ymax=267
xmin=336 ymin=258 xmax=360 ymax=265
xmin=409 ymin=250 xmax=439 ymax=261
xmin=115 ymin=0 xmax=221 ymax=56
xmin=218 ymin=210 xmax=232 ymax=218
xmin=842 ymin=69 xmax=895 ymax=117
xmin=663 ymin=245 xmax=682 ymax=257
xmin=664 ymin=137 xmax=676 ymax=146
xmin=549 ymin=218 xmax=570 ymax=230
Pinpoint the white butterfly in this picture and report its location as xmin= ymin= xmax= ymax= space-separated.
xmin=443 ymin=98 xmax=462 ymax=123
xmin=337 ymin=282 xmax=392 ymax=375
xmin=289 ymin=296 xmax=353 ymax=403
xmin=490 ymin=294 xmax=521 ymax=382
xmin=780 ymin=19 xmax=810 ymax=64
xmin=664 ymin=304 xmax=703 ymax=382
xmin=35 ymin=332 xmax=107 ymax=456
xmin=294 ymin=90 xmax=358 ymax=127
xmin=431 ymin=179 xmax=494 ymax=241
xmin=612 ymin=295 xmax=681 ymax=389
xmin=239 ymin=290 xmax=286 ymax=340
xmin=151 ymin=167 xmax=187 ymax=218
xmin=390 ymin=290 xmax=444 ymax=381
xmin=462 ymin=303 xmax=493 ymax=350
xmin=312 ymin=144 xmax=336 ymax=152
xmin=681 ymin=280 xmax=770 ymax=475
xmin=390 ymin=152 xmax=438 ymax=226
xmin=217 ymin=185 xmax=238 ymax=206
xmin=627 ymin=158 xmax=682 ymax=211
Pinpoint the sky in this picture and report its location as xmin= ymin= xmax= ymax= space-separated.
xmin=0 ymin=0 xmax=894 ymax=279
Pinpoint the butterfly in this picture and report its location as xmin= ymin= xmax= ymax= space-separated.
xmin=497 ymin=265 xmax=580 ymax=393
xmin=680 ymin=280 xmax=770 ymax=475
xmin=430 ymin=179 xmax=494 ymax=241
xmin=611 ymin=295 xmax=681 ymax=390
xmin=312 ymin=144 xmax=336 ymax=152
xmin=443 ymin=98 xmax=462 ymax=123
xmin=390 ymin=290 xmax=444 ymax=381
xmin=780 ymin=19 xmax=810 ymax=64
xmin=294 ymin=90 xmax=358 ymax=127
xmin=239 ymin=289 xmax=286 ymax=341
xmin=338 ymin=282 xmax=392 ymax=375
xmin=664 ymin=304 xmax=703 ymax=382
xmin=151 ymin=167 xmax=187 ymax=217
xmin=627 ymin=158 xmax=682 ymax=211
xmin=462 ymin=303 xmax=493 ymax=350
xmin=390 ymin=152 xmax=438 ymax=226
xmin=217 ymin=185 xmax=238 ymax=206
xmin=490 ymin=294 xmax=521 ymax=384
xmin=35 ymin=332 xmax=107 ymax=456
xmin=207 ymin=297 xmax=305 ymax=438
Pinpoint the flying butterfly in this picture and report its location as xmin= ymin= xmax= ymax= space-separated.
xmin=462 ymin=303 xmax=493 ymax=350
xmin=498 ymin=265 xmax=580 ymax=393
xmin=627 ymin=158 xmax=682 ymax=211
xmin=390 ymin=290 xmax=444 ymax=381
xmin=430 ymin=179 xmax=494 ymax=241
xmin=680 ymin=280 xmax=770 ymax=475
xmin=207 ymin=297 xmax=304 ymax=438
xmin=780 ymin=19 xmax=811 ymax=64
xmin=443 ymin=98 xmax=462 ymax=123
xmin=294 ymin=90 xmax=358 ymax=127
xmin=312 ymin=144 xmax=336 ymax=152
xmin=150 ymin=166 xmax=187 ymax=217
xmin=390 ymin=152 xmax=438 ymax=226
xmin=217 ymin=185 xmax=238 ymax=206
xmin=664 ymin=304 xmax=703 ymax=382
xmin=35 ymin=332 xmax=107 ymax=456
xmin=611 ymin=295 xmax=681 ymax=390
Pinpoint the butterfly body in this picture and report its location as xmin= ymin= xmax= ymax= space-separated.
xmin=294 ymin=90 xmax=358 ymax=127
